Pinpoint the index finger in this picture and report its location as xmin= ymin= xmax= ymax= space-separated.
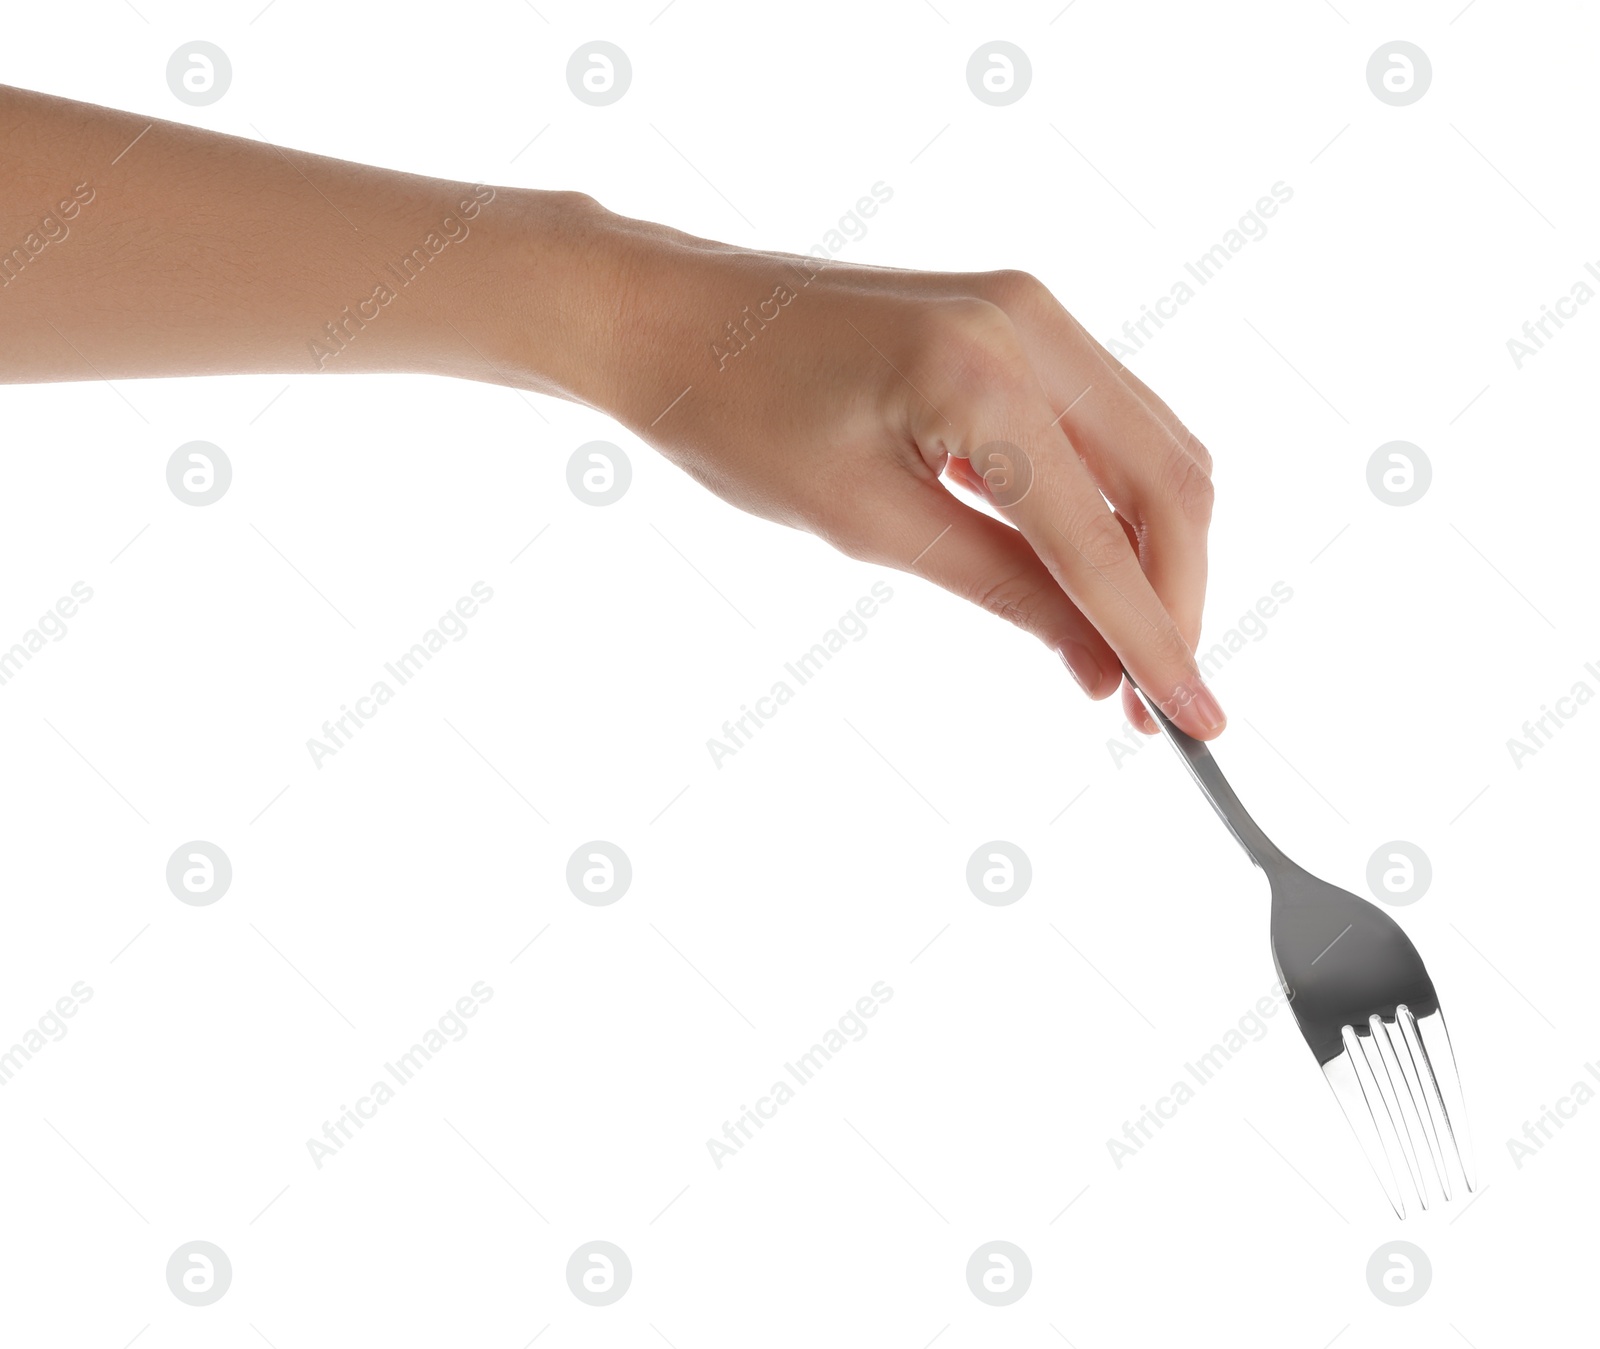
xmin=946 ymin=359 xmax=1225 ymax=739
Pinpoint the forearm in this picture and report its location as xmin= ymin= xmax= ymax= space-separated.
xmin=0 ymin=84 xmax=611 ymax=399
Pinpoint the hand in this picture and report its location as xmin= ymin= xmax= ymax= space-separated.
xmin=0 ymin=81 xmax=1221 ymax=739
xmin=509 ymin=199 xmax=1224 ymax=739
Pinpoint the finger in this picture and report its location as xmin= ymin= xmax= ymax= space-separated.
xmin=980 ymin=286 xmax=1214 ymax=653
xmin=1057 ymin=373 xmax=1213 ymax=652
xmin=942 ymin=453 xmax=989 ymax=502
xmin=1076 ymin=321 xmax=1212 ymax=475
xmin=917 ymin=328 xmax=1224 ymax=738
xmin=976 ymin=282 xmax=1215 ymax=743
xmin=1121 ymin=678 xmax=1155 ymax=734
xmin=1059 ymin=364 xmax=1210 ymax=734
xmin=943 ymin=451 xmax=1157 ymax=728
xmin=863 ymin=469 xmax=1121 ymax=699
xmin=1000 ymin=444 xmax=1222 ymax=738
xmin=1113 ymin=513 xmax=1158 ymax=735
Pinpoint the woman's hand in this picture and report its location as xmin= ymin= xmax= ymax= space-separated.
xmin=504 ymin=198 xmax=1224 ymax=739
xmin=0 ymin=81 xmax=1222 ymax=737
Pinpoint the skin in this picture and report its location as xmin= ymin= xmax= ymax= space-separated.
xmin=0 ymin=83 xmax=1224 ymax=739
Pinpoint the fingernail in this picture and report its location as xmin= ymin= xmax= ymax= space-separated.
xmin=1177 ymin=676 xmax=1226 ymax=737
xmin=1059 ymin=641 xmax=1105 ymax=696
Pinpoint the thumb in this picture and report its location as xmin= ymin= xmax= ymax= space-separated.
xmin=849 ymin=471 xmax=1121 ymax=699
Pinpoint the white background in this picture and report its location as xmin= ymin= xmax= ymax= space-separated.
xmin=2 ymin=0 xmax=1596 ymax=1343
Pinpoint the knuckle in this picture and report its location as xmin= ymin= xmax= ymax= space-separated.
xmin=1164 ymin=450 xmax=1214 ymax=525
xmin=968 ymin=565 xmax=1042 ymax=632
xmin=1061 ymin=505 xmax=1133 ymax=575
xmin=1147 ymin=621 xmax=1195 ymax=672
xmin=981 ymin=268 xmax=1051 ymax=312
xmin=922 ymin=297 xmax=1026 ymax=388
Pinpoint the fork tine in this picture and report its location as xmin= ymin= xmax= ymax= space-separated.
xmin=1322 ymin=1030 xmax=1407 ymax=1218
xmin=1370 ymin=1014 xmax=1447 ymax=1206
xmin=1401 ymin=1005 xmax=1476 ymax=1193
xmin=1385 ymin=1013 xmax=1451 ymax=1202
xmin=1355 ymin=1019 xmax=1429 ymax=1209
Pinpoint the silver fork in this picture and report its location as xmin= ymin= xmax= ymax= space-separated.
xmin=1131 ymin=683 xmax=1475 ymax=1217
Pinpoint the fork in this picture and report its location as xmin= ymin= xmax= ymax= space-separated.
xmin=1130 ymin=682 xmax=1475 ymax=1217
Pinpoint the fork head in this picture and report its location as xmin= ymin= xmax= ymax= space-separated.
xmin=1121 ymin=674 xmax=1474 ymax=1216
xmin=1269 ymin=867 xmax=1475 ymax=1217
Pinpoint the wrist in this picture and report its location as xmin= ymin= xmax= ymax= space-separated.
xmin=448 ymin=187 xmax=639 ymax=411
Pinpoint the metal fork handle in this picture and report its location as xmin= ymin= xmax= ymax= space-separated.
xmin=1128 ymin=678 xmax=1291 ymax=872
